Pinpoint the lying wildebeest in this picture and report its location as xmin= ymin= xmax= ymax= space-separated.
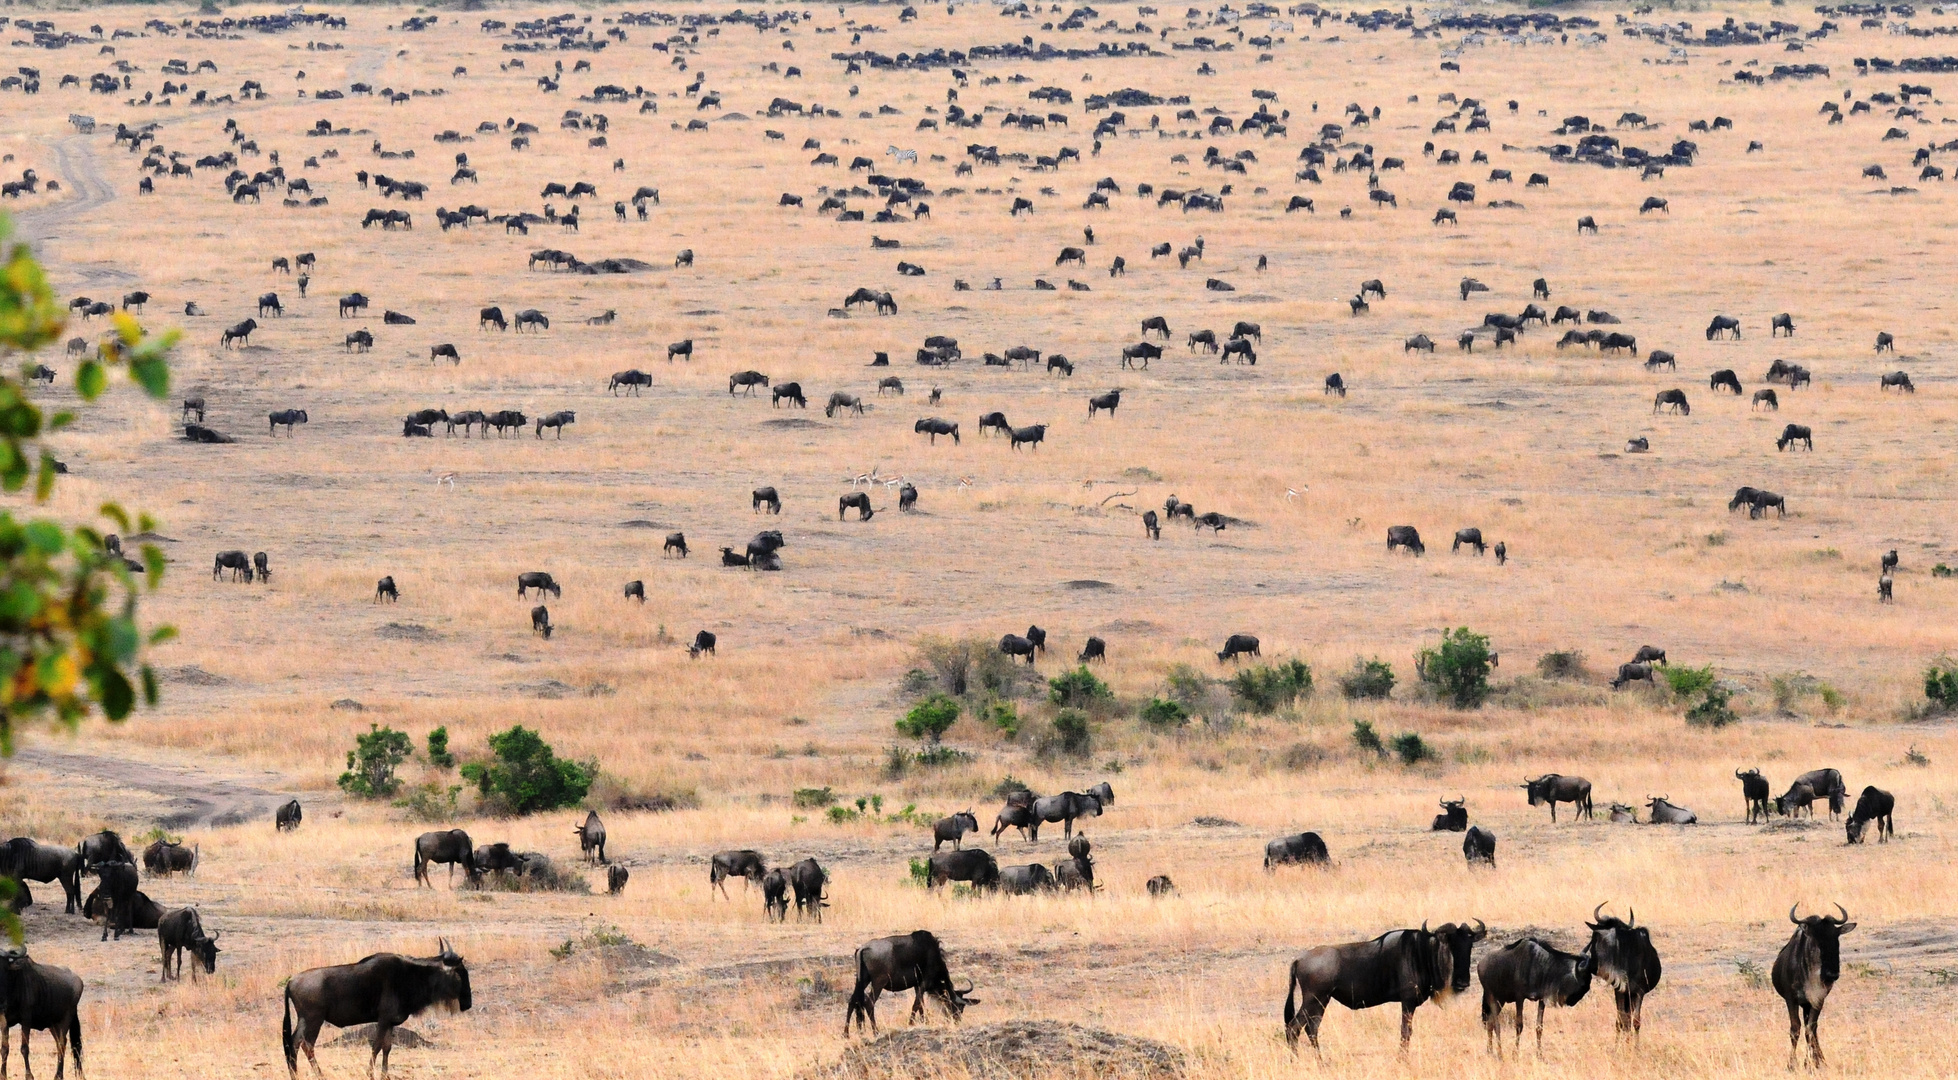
xmin=1774 ymin=905 xmax=1855 ymax=1068
xmin=1218 ymin=633 xmax=1260 ymax=662
xmin=276 ymin=799 xmax=303 ymax=832
xmin=1431 ymin=798 xmax=1467 ymax=832
xmin=1523 ymin=774 xmax=1593 ymax=821
xmin=1463 ymin=826 xmax=1496 ymax=867
xmin=1079 ymin=636 xmax=1106 ymax=663
xmin=375 ymin=576 xmax=399 ymax=602
xmin=0 ymin=838 xmax=83 ymax=913
xmin=915 ymin=417 xmax=960 ymax=444
xmin=1265 ymin=832 xmax=1329 ymax=869
xmin=143 ymin=840 xmax=198 ymax=876
xmin=1386 ymin=525 xmax=1424 ymax=556
xmin=412 ymin=829 xmax=475 ymax=888
xmin=1282 ymin=920 xmax=1487 ymax=1053
xmin=790 ymin=857 xmax=827 ymax=921
xmin=709 ymin=850 xmax=767 ymax=899
xmin=0 ymin=948 xmax=85 ymax=1080
xmin=1611 ymin=662 xmax=1655 ymax=689
xmin=283 ymin=941 xmax=471 ymax=1079
xmin=574 ymin=811 xmax=606 ymax=865
xmin=1478 ymin=936 xmax=1593 ymax=1057
xmin=157 ymin=906 xmax=220 ymax=982
xmin=1585 ymin=904 xmax=1663 ymax=1039
xmin=933 ymin=810 xmax=979 ymax=852
xmin=1028 ymin=792 xmax=1102 ymax=841
xmin=838 ymin=492 xmax=876 ymax=521
xmin=1845 ymin=786 xmax=1894 ymax=843
xmin=926 ymin=848 xmax=999 ymax=890
xmin=843 ymin=931 xmax=977 ymax=1037
xmin=1645 ymin=795 xmax=1697 ymax=824
xmin=1737 ymin=768 xmax=1772 ymax=823
xmin=609 ymin=369 xmax=652 ymax=395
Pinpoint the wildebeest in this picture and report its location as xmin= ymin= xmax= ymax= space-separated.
xmin=530 ymin=605 xmax=553 ymax=638
xmin=770 ymin=382 xmax=806 ymax=408
xmin=663 ymin=532 xmax=688 ymax=558
xmin=990 ymin=789 xmax=1036 ymax=842
xmin=1522 ymin=774 xmax=1593 ymax=821
xmin=1737 ymin=768 xmax=1771 ymax=822
xmin=1087 ymin=389 xmax=1121 ymax=417
xmin=374 ymin=576 xmax=399 ymax=602
xmin=843 ymin=931 xmax=977 ymax=1036
xmin=143 ymin=840 xmax=198 ymax=876
xmin=838 ymin=492 xmax=876 ymax=521
xmin=1431 ymin=798 xmax=1467 ymax=832
xmin=1325 ymin=373 xmax=1346 ymax=396
xmin=1008 ymin=423 xmax=1047 ymax=451
xmin=607 ymin=865 xmax=629 ymax=894
xmin=1645 ymin=795 xmax=1697 ymax=824
xmin=1773 ymin=905 xmax=1855 ymax=1068
xmin=1653 ymin=389 xmax=1690 ymax=415
xmin=1786 ymin=768 xmax=1846 ymax=817
xmin=1462 ymin=826 xmax=1496 ymax=867
xmin=761 ymin=868 xmax=790 ymax=921
xmin=1709 ymin=369 xmax=1742 ymax=395
xmin=516 ymin=572 xmax=560 ymax=598
xmin=997 ymin=633 xmax=1037 ymax=666
xmin=1027 ymin=792 xmax=1102 ymax=842
xmin=623 ymin=580 xmax=645 ymax=603
xmin=926 ymin=848 xmax=999 ymax=890
xmin=1477 ymin=937 xmax=1593 ymax=1057
xmin=667 ymin=339 xmax=694 ymax=362
xmin=412 ymin=829 xmax=475 ymax=888
xmin=0 ymin=838 xmax=83 ymax=913
xmin=752 ymin=486 xmax=781 ymax=514
xmin=221 ymin=318 xmax=257 ymax=348
xmin=709 ymin=850 xmax=767 ymax=899
xmin=1845 ymin=786 xmax=1894 ymax=843
xmin=688 ymin=630 xmax=717 ymax=658
xmin=1777 ymin=424 xmax=1812 ymax=451
xmin=282 ymin=942 xmax=472 ymax=1079
xmin=1452 ymin=528 xmax=1486 ymax=555
xmin=1001 ymin=862 xmax=1057 ymax=895
xmin=826 ymin=393 xmax=863 ymax=418
xmin=790 ymin=857 xmax=827 ymax=921
xmin=77 ymin=830 xmax=133 ymax=871
xmin=1386 ymin=525 xmax=1424 ymax=556
xmin=1583 ymin=904 xmax=1663 ymax=1039
xmin=276 ymin=799 xmax=303 ymax=832
xmin=93 ymin=860 xmax=139 ymax=940
xmin=1880 ymin=370 xmax=1915 ymax=393
xmin=914 ymin=417 xmax=960 ymax=444
xmin=933 ymin=810 xmax=979 ymax=852
xmin=1265 ymin=832 xmax=1329 ymax=869
xmin=1079 ymin=636 xmax=1106 ymax=664
xmin=0 ymin=948 xmax=84 ymax=1080
xmin=1577 ymin=215 xmax=1597 ymax=234
xmin=609 ymin=370 xmax=652 ymax=395
xmin=574 ymin=811 xmax=606 ymax=865
xmin=213 ymin=550 xmax=251 ymax=582
xmin=1706 ymin=315 xmax=1741 ymax=340
xmin=157 ymin=906 xmax=220 ymax=982
xmin=1282 ymin=921 xmax=1487 ymax=1053
xmin=1611 ymin=662 xmax=1655 ymax=690
xmin=1142 ymin=510 xmax=1161 ymax=539
xmin=534 ymin=410 xmax=575 ymax=439
xmin=269 ymin=408 xmax=308 ymax=436
xmin=1751 ymin=388 xmax=1778 ymax=411
xmin=728 ymin=370 xmax=769 ymax=395
xmin=1217 ymin=633 xmax=1260 ymax=662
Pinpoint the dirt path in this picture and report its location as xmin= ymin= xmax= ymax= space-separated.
xmin=11 ymin=134 xmax=117 ymax=246
xmin=11 ymin=744 xmax=305 ymax=829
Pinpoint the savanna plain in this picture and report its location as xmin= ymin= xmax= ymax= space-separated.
xmin=5 ymin=1 xmax=1958 ymax=1077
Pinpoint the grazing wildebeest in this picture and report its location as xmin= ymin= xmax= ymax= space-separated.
xmin=530 ymin=605 xmax=553 ymax=639
xmin=1218 ymin=633 xmax=1260 ymax=662
xmin=842 ymin=931 xmax=977 ymax=1036
xmin=1522 ymin=774 xmax=1593 ymax=821
xmin=1028 ymin=792 xmax=1102 ymax=842
xmin=214 ymin=550 xmax=252 ymax=582
xmin=1772 ymin=313 xmax=1796 ymax=337
xmin=1001 ymin=863 xmax=1058 ymax=895
xmin=1584 ymin=904 xmax=1663 ymax=1040
xmin=1612 ymin=662 xmax=1654 ymax=689
xmin=709 ymin=850 xmax=767 ymax=899
xmin=915 ymin=417 xmax=960 ymax=444
xmin=1282 ymin=920 xmax=1487 ymax=1053
xmin=1876 ymin=331 xmax=1896 ymax=352
xmin=607 ymin=865 xmax=629 ymax=894
xmin=609 ymin=369 xmax=652 ymax=395
xmin=374 ymin=576 xmax=399 ymax=602
xmin=934 ymin=811 xmax=979 ymax=852
xmin=761 ymin=868 xmax=790 ymax=921
xmin=1325 ymin=372 xmax=1346 ymax=396
xmin=412 ymin=830 xmax=475 ymax=888
xmin=574 ymin=811 xmax=606 ymax=865
xmin=1141 ymin=315 xmax=1170 ymax=339
xmin=663 ymin=532 xmax=688 ymax=558
xmin=771 ymin=383 xmax=807 ymax=408
xmin=1708 ymin=369 xmax=1742 ymax=394
xmin=1705 ymin=315 xmax=1740 ymax=340
xmin=143 ymin=840 xmax=198 ymax=876
xmin=838 ymin=492 xmax=876 ymax=521
xmin=479 ymin=306 xmax=508 ymax=331
xmin=1645 ymin=796 xmax=1697 ymax=824
xmin=1477 ymin=937 xmax=1593 ymax=1057
xmin=0 ymin=948 xmax=85 ymax=1080
xmin=513 ymin=309 xmax=549 ymax=332
xmin=516 ymin=572 xmax=560 ymax=598
xmin=1462 ymin=826 xmax=1496 ymax=867
xmin=93 ymin=861 xmax=139 ymax=941
xmin=0 ymin=838 xmax=83 ymax=913
xmin=790 ymin=857 xmax=827 ymax=921
xmin=1452 ymin=528 xmax=1486 ymax=555
xmin=897 ymin=482 xmax=918 ymax=513
xmin=1774 ymin=905 xmax=1856 ymax=1068
xmin=926 ymin=849 xmax=1000 ymax=890
xmin=282 ymin=942 xmax=472 ymax=1079
xmin=1845 ymin=786 xmax=1894 ymax=843
xmin=258 ymin=293 xmax=283 ymax=317
xmin=1431 ymin=798 xmax=1468 ymax=832
xmin=1777 ymin=781 xmax=1818 ymax=818
xmin=1405 ymin=334 xmax=1435 ymax=353
xmin=1386 ymin=526 xmax=1424 ymax=556
xmin=1777 ymin=424 xmax=1812 ymax=452
xmin=1639 ymin=196 xmax=1668 ymax=214
xmin=1786 ymin=768 xmax=1847 ymax=817
xmin=751 ymin=486 xmax=781 ymax=515
xmin=825 ymin=393 xmax=863 ymax=419
xmin=276 ymin=799 xmax=303 ymax=832
xmin=1087 ymin=389 xmax=1121 ymax=417
xmin=1630 ymin=645 xmax=1667 ymax=667
xmin=1146 ymin=874 xmax=1176 ymax=897
xmin=1079 ymin=636 xmax=1106 ymax=664
xmin=1577 ymin=215 xmax=1597 ymax=234
xmin=998 ymin=634 xmax=1037 ymax=666
xmin=688 ymin=630 xmax=717 ymax=658
xmin=1653 ymin=389 xmax=1689 ymax=415
xmin=1265 ymin=832 xmax=1329 ymax=869
xmin=157 ymin=906 xmax=220 ymax=982
xmin=269 ymin=408 xmax=307 ymax=436
xmin=1880 ymin=370 xmax=1914 ymax=393
xmin=1008 ymin=423 xmax=1047 ymax=451
xmin=1737 ymin=769 xmax=1772 ymax=823
xmin=1752 ymin=388 xmax=1778 ymax=410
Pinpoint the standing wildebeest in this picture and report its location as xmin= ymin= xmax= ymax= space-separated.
xmin=842 ymin=931 xmax=977 ymax=1037
xmin=412 ymin=830 xmax=475 ymax=888
xmin=157 ymin=906 xmax=220 ymax=982
xmin=214 ymin=550 xmax=252 ymax=581
xmin=1630 ymin=645 xmax=1667 ymax=666
xmin=283 ymin=942 xmax=471 ymax=1079
xmin=1785 ymin=768 xmax=1847 ymax=817
xmin=1880 ymin=370 xmax=1915 ymax=393
xmin=1710 ymin=369 xmax=1742 ymax=394
xmin=1586 ymin=904 xmax=1663 ymax=1040
xmin=991 ymin=789 xmax=1036 ymax=842
xmin=269 ymin=409 xmax=307 ymax=436
xmin=94 ymin=861 xmax=138 ymax=940
xmin=0 ymin=948 xmax=85 ymax=1080
xmin=664 ymin=532 xmax=688 ymax=558
xmin=1477 ymin=937 xmax=1593 ymax=1057
xmin=1325 ymin=372 xmax=1347 ymax=396
xmin=1142 ymin=509 xmax=1161 ymax=539
xmin=1008 ymin=423 xmax=1047 ymax=451
xmin=1265 ymin=832 xmax=1329 ymax=868
xmin=1431 ymin=798 xmax=1468 ymax=832
xmin=709 ymin=850 xmax=767 ymax=899
xmin=1141 ymin=315 xmax=1170 ymax=339
xmin=753 ymin=486 xmax=781 ymax=514
xmin=933 ymin=810 xmax=979 ymax=852
xmin=1845 ymin=786 xmax=1894 ymax=843
xmin=1646 ymin=796 xmax=1697 ymax=824
xmin=258 ymin=293 xmax=284 ymax=317
xmin=688 ymin=630 xmax=717 ymax=658
xmin=914 ymin=417 xmax=960 ymax=444
xmin=898 ymin=483 xmax=918 ymax=512
xmin=1028 ymin=792 xmax=1102 ymax=841
xmin=0 ymin=838 xmax=83 ymax=913
xmin=479 ymin=306 xmax=507 ymax=331
xmin=1737 ymin=769 xmax=1772 ymax=823
xmin=1653 ymin=389 xmax=1690 ymax=415
xmin=1121 ymin=342 xmax=1162 ymax=369
xmin=374 ymin=576 xmax=399 ymax=603
xmin=826 ymin=393 xmax=863 ymax=418
xmin=1774 ymin=905 xmax=1856 ymax=1068
xmin=574 ymin=811 xmax=606 ymax=864
xmin=1452 ymin=528 xmax=1486 ymax=555
xmin=1079 ymin=636 xmax=1106 ymax=663
xmin=1875 ymin=331 xmax=1894 ymax=352
xmin=998 ymin=634 xmax=1037 ymax=666
xmin=1218 ymin=634 xmax=1260 ymax=662
xmin=1282 ymin=920 xmax=1486 ymax=1053
xmin=221 ymin=318 xmax=257 ymax=348
xmin=144 ymin=840 xmax=198 ymax=876
xmin=534 ymin=410 xmax=575 ymax=438
xmin=839 ymin=493 xmax=875 ymax=521
xmin=607 ymin=865 xmax=629 ymax=894
xmin=276 ymin=799 xmax=303 ymax=832
xmin=1772 ymin=313 xmax=1796 ymax=337
xmin=772 ymin=383 xmax=807 ymax=408
xmin=790 ymin=857 xmax=827 ymax=921
xmin=609 ymin=370 xmax=652 ymax=395
xmin=516 ymin=572 xmax=560 ymax=598
xmin=1463 ymin=826 xmax=1496 ymax=867
xmin=531 ymin=605 xmax=553 ymax=639
xmin=1751 ymin=388 xmax=1778 ymax=411
xmin=77 ymin=830 xmax=133 ymax=871
xmin=926 ymin=849 xmax=999 ymax=890
xmin=728 ymin=370 xmax=769 ymax=395
xmin=1706 ymin=315 xmax=1741 ymax=340
xmin=1777 ymin=781 xmax=1818 ymax=818
xmin=1146 ymin=875 xmax=1176 ymax=897
xmin=761 ymin=868 xmax=790 ymax=921
xmin=1777 ymin=423 xmax=1813 ymax=452
xmin=1611 ymin=662 xmax=1655 ymax=689
xmin=1001 ymin=863 xmax=1057 ymax=895
xmin=1522 ymin=774 xmax=1594 ymax=821
xmin=1087 ymin=389 xmax=1121 ymax=417
xmin=1386 ymin=526 xmax=1424 ymax=556
xmin=1577 ymin=215 xmax=1597 ymax=234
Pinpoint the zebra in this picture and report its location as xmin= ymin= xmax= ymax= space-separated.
xmin=887 ymin=145 xmax=919 ymax=165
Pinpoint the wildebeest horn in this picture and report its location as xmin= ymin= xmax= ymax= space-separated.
xmin=1627 ymin=908 xmax=1635 ymax=927
xmin=1590 ymin=901 xmax=1607 ymax=927
xmin=1832 ymin=903 xmax=1849 ymax=925
xmin=1789 ymin=904 xmax=1803 ymax=925
xmin=958 ymin=980 xmax=974 ymax=994
xmin=1421 ymin=920 xmax=1429 ymax=934
xmin=1472 ymin=918 xmax=1486 ymax=937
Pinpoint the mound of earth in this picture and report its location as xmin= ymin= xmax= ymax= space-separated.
xmin=814 ymin=1022 xmax=1183 ymax=1080
xmin=376 ymin=623 xmax=441 ymax=642
xmin=329 ymin=1024 xmax=431 ymax=1049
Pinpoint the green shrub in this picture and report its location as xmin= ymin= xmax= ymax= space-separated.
xmin=982 ymin=700 xmax=1020 ymax=738
xmin=1228 ymin=659 xmax=1314 ymax=713
xmin=1662 ymin=664 xmax=1717 ymax=699
xmin=1416 ymin=628 xmax=1494 ymax=708
xmin=900 ymin=668 xmax=935 ymax=695
xmin=1036 ymin=709 xmax=1093 ymax=758
xmin=792 ymin=786 xmax=836 ymax=808
xmin=1933 ymin=563 xmax=1954 ymax=578
xmin=896 ymin=694 xmax=961 ymax=743
xmin=1926 ymin=662 xmax=1958 ymax=713
xmin=394 ymin=783 xmax=462 ymax=822
xmin=1139 ymin=696 xmax=1190 ymax=730
xmin=1351 ymin=718 xmax=1385 ymax=757
xmin=994 ymin=775 xmax=1031 ymax=798
xmin=826 ymin=805 xmax=860 ymax=824
xmin=459 ymin=725 xmax=597 ymax=815
xmin=1535 ymin=650 xmax=1587 ymax=680
xmin=913 ymin=745 xmax=972 ymax=768
xmin=1391 ymin=732 xmax=1436 ymax=765
xmin=1687 ymin=688 xmax=1739 ymax=728
xmin=883 ymin=744 xmax=910 ymax=779
xmin=338 ymin=724 xmax=412 ymax=799
xmin=425 ymin=726 xmax=455 ymax=769
xmin=1163 ymin=664 xmax=1211 ymax=708
xmin=907 ymin=857 xmax=930 ymax=887
xmin=1339 ymin=658 xmax=1396 ymax=700
xmin=1048 ymin=665 xmax=1113 ymax=709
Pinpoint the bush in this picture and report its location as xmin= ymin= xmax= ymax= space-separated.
xmin=1662 ymin=664 xmax=1717 ymax=699
xmin=913 ymin=744 xmax=972 ymax=768
xmin=1139 ymin=696 xmax=1190 ymax=730
xmin=1391 ymin=732 xmax=1436 ymax=765
xmin=1416 ymin=628 xmax=1494 ymax=709
xmin=1927 ymin=661 xmax=1958 ymax=713
xmin=395 ymin=782 xmax=462 ymax=822
xmin=792 ymin=786 xmax=836 ymax=809
xmin=994 ymin=775 xmax=1031 ymax=798
xmin=1933 ymin=563 xmax=1955 ymax=578
xmin=1536 ymin=650 xmax=1587 ymax=680
xmin=1163 ymin=664 xmax=1211 ymax=708
xmin=907 ymin=857 xmax=930 ymax=887
xmin=1351 ymin=718 xmax=1385 ymax=757
xmin=883 ymin=744 xmax=910 ymax=779
xmin=982 ymin=700 xmax=1020 ymax=738
xmin=338 ymin=724 xmax=412 ymax=799
xmin=460 ymin=725 xmax=597 ymax=816
xmin=1686 ymin=687 xmax=1738 ymax=728
xmin=896 ymin=694 xmax=961 ymax=743
xmin=426 ymin=726 xmax=455 ymax=769
xmin=1228 ymin=659 xmax=1314 ymax=714
xmin=478 ymin=855 xmax=589 ymax=894
xmin=1035 ymin=709 xmax=1093 ymax=759
xmin=1339 ymin=658 xmax=1396 ymax=700
xmin=1048 ymin=665 xmax=1113 ymax=709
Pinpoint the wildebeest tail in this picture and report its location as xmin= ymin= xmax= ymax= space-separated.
xmin=1283 ymin=964 xmax=1299 ymax=1030
xmin=843 ymin=948 xmax=870 ymax=1035
xmin=69 ymin=1005 xmax=83 ymax=1074
xmin=283 ymin=985 xmax=297 ymax=1075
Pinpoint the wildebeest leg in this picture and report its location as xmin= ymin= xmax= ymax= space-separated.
xmin=1785 ymin=999 xmax=1803 ymax=1069
xmin=1401 ymin=1001 xmax=1418 ymax=1050
xmin=1806 ymin=1005 xmax=1825 ymax=1067
xmin=864 ymin=987 xmax=881 ymax=1035
xmin=910 ymin=985 xmax=929 ymax=1024
xmin=1513 ymin=1001 xmax=1525 ymax=1055
xmin=1535 ymin=1000 xmax=1546 ymax=1054
xmin=374 ymin=1022 xmax=397 ymax=1079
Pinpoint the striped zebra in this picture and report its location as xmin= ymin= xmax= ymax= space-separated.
xmin=887 ymin=145 xmax=919 ymax=165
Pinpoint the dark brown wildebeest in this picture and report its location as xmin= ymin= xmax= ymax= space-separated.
xmin=607 ymin=865 xmax=629 ymax=894
xmin=1533 ymin=278 xmax=1551 ymax=299
xmin=1772 ymin=313 xmax=1795 ymax=337
xmin=1777 ymin=781 xmax=1818 ymax=818
xmin=534 ymin=410 xmax=575 ymax=439
xmin=729 ymin=371 xmax=770 ymax=395
xmin=709 ymin=850 xmax=767 ymax=899
xmin=1266 ymin=832 xmax=1329 ymax=868
xmin=221 ymin=318 xmax=257 ymax=348
xmin=623 ymin=580 xmax=645 ymax=603
xmin=1522 ymin=774 xmax=1593 ymax=821
xmin=790 ymin=857 xmax=827 ymax=921
xmin=991 ymin=789 xmax=1036 ymax=842
xmin=1028 ymin=792 xmax=1102 ymax=842
xmin=1875 ymin=331 xmax=1894 ymax=352
xmin=1325 ymin=372 xmax=1346 ymax=396
xmin=1577 ymin=215 xmax=1597 ymax=234
xmin=1611 ymin=662 xmax=1655 ymax=689
xmin=1079 ymin=636 xmax=1106 ymax=663
xmin=1218 ymin=633 xmax=1260 ymax=662
xmin=1585 ymin=904 xmax=1663 ymax=1040
xmin=752 ymin=486 xmax=781 ymax=514
xmin=933 ymin=810 xmax=979 ymax=852
xmin=143 ymin=840 xmax=198 ymax=876
xmin=663 ymin=532 xmax=688 ymax=558
xmin=998 ymin=633 xmax=1037 ymax=666
xmin=838 ymin=492 xmax=876 ymax=521
xmin=1142 ymin=510 xmax=1161 ymax=539
xmin=1282 ymin=920 xmax=1486 ymax=1053
xmin=258 ymin=293 xmax=283 ymax=317
xmin=375 ymin=576 xmax=399 ymax=602
xmin=0 ymin=948 xmax=85 ymax=1080
xmin=1406 ymin=334 xmax=1434 ymax=353
xmin=479 ymin=306 xmax=508 ymax=331
xmin=93 ymin=861 xmax=139 ymax=941
xmin=1008 ymin=423 xmax=1047 ymax=451
xmin=1653 ymin=389 xmax=1689 ymax=415
xmin=1477 ymin=937 xmax=1593 ymax=1057
xmin=1452 ymin=528 xmax=1486 ymax=555
xmin=0 ymin=838 xmax=83 ymax=913
xmin=1121 ymin=342 xmax=1162 ymax=369
xmin=1845 ymin=786 xmax=1894 ymax=843
xmin=1774 ymin=906 xmax=1855 ymax=1068
xmin=1785 ymin=768 xmax=1847 ymax=817
xmin=1463 ymin=826 xmax=1496 ymax=867
xmin=843 ymin=931 xmax=977 ymax=1037
xmin=516 ymin=572 xmax=559 ymax=598
xmin=1431 ymin=798 xmax=1467 ymax=832
xmin=1646 ymin=796 xmax=1697 ymax=824
xmin=574 ymin=811 xmax=606 ymax=865
xmin=1710 ymin=369 xmax=1742 ymax=394
xmin=1737 ymin=769 xmax=1771 ymax=823
xmin=269 ymin=408 xmax=308 ymax=436
xmin=609 ymin=369 xmax=652 ymax=395
xmin=214 ymin=550 xmax=251 ymax=581
xmin=77 ymin=830 xmax=133 ymax=871
xmin=898 ymin=482 xmax=918 ymax=512
xmin=1001 ymin=863 xmax=1057 ymax=895
xmin=1751 ymin=388 xmax=1778 ymax=411
xmin=914 ymin=418 xmax=960 ymax=444
xmin=283 ymin=942 xmax=471 ymax=1079
xmin=1777 ymin=424 xmax=1812 ymax=451
xmin=254 ymin=552 xmax=271 ymax=583
xmin=157 ymin=906 xmax=220 ymax=982
xmin=927 ymin=849 xmax=999 ymax=891
xmin=688 ymin=630 xmax=716 ymax=658
xmin=276 ymin=799 xmax=303 ymax=832
xmin=1141 ymin=315 xmax=1170 ymax=339
xmin=1146 ymin=874 xmax=1176 ymax=897
xmin=530 ymin=605 xmax=553 ymax=639
xmin=412 ymin=829 xmax=475 ymax=888
xmin=1880 ymin=370 xmax=1914 ymax=393
xmin=761 ymin=868 xmax=790 ymax=921
xmin=513 ymin=309 xmax=549 ymax=332
xmin=1386 ymin=526 xmax=1424 ymax=556
xmin=1087 ymin=389 xmax=1121 ymax=417
xmin=1630 ymin=645 xmax=1667 ymax=666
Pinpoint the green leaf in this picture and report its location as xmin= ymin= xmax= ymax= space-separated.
xmin=47 ymin=410 xmax=73 ymax=431
xmin=148 ymin=626 xmax=178 ymax=646
xmin=75 ymin=360 xmax=105 ymax=401
xmin=140 ymin=664 xmax=159 ymax=707
xmin=34 ymin=452 xmax=55 ymax=501
xmin=130 ymin=356 xmax=171 ymax=399
xmin=99 ymin=502 xmax=131 ymax=531
xmin=99 ymin=669 xmax=135 ymax=720
xmin=23 ymin=520 xmax=63 ymax=554
xmin=142 ymin=545 xmax=166 ymax=583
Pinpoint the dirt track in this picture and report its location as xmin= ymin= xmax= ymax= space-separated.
xmin=11 ymin=744 xmax=306 ymax=829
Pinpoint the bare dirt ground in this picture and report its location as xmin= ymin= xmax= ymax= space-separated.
xmin=6 ymin=2 xmax=1958 ymax=1078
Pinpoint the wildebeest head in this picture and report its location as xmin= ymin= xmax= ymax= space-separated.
xmin=1431 ymin=919 xmax=1488 ymax=994
xmin=1585 ymin=904 xmax=1659 ymax=993
xmin=1789 ymin=905 xmax=1855 ymax=982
